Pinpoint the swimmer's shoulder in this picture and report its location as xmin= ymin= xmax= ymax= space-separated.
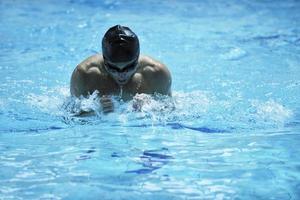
xmin=71 ymin=54 xmax=106 ymax=96
xmin=139 ymin=55 xmax=170 ymax=76
xmin=139 ymin=55 xmax=163 ymax=67
xmin=138 ymin=55 xmax=172 ymax=95
xmin=138 ymin=55 xmax=169 ymax=73
xmin=76 ymin=54 xmax=104 ymax=73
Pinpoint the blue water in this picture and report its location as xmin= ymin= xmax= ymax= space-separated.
xmin=1 ymin=0 xmax=300 ymax=199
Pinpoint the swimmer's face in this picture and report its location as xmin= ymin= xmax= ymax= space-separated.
xmin=104 ymin=58 xmax=138 ymax=85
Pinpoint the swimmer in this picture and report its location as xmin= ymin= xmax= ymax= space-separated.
xmin=70 ymin=25 xmax=172 ymax=113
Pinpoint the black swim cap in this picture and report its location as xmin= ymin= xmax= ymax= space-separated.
xmin=102 ymin=25 xmax=140 ymax=63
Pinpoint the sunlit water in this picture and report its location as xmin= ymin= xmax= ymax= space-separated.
xmin=1 ymin=0 xmax=300 ymax=199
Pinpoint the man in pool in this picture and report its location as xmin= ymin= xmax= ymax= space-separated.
xmin=70 ymin=25 xmax=172 ymax=113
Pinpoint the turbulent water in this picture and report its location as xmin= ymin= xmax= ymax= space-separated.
xmin=1 ymin=0 xmax=300 ymax=199
xmin=26 ymin=87 xmax=293 ymax=132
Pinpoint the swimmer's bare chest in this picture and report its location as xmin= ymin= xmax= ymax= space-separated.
xmin=90 ymin=65 xmax=150 ymax=101
xmin=71 ymin=54 xmax=171 ymax=100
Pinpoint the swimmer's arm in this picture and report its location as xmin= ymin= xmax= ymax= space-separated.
xmin=140 ymin=55 xmax=172 ymax=96
xmin=70 ymin=55 xmax=114 ymax=114
xmin=100 ymin=96 xmax=114 ymax=114
xmin=148 ymin=64 xmax=172 ymax=96
xmin=70 ymin=54 xmax=102 ymax=97
xmin=70 ymin=68 xmax=114 ymax=114
xmin=70 ymin=65 xmax=88 ymax=97
xmin=70 ymin=66 xmax=114 ymax=114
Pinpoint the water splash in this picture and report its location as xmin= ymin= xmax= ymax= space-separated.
xmin=26 ymin=87 xmax=293 ymax=131
xmin=119 ymin=86 xmax=123 ymax=99
xmin=220 ymin=47 xmax=247 ymax=61
xmin=249 ymin=100 xmax=293 ymax=126
xmin=26 ymin=87 xmax=70 ymax=116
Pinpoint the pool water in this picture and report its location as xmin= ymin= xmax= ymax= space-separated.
xmin=1 ymin=0 xmax=300 ymax=199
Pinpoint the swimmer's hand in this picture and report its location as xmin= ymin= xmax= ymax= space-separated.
xmin=100 ymin=96 xmax=114 ymax=114
xmin=132 ymin=94 xmax=147 ymax=111
xmin=132 ymin=98 xmax=143 ymax=111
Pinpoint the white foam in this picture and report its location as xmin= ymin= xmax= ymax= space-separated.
xmin=251 ymin=99 xmax=293 ymax=125
xmin=26 ymin=86 xmax=70 ymax=115
xmin=221 ymin=47 xmax=247 ymax=60
xmin=26 ymin=88 xmax=293 ymax=130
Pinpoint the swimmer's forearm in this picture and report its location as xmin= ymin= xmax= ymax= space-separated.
xmin=100 ymin=96 xmax=114 ymax=114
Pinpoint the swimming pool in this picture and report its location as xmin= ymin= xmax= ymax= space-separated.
xmin=1 ymin=0 xmax=300 ymax=199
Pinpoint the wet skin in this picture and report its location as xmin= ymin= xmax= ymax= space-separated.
xmin=70 ymin=54 xmax=172 ymax=113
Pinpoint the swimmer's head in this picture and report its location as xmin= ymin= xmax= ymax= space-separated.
xmin=102 ymin=25 xmax=140 ymax=63
xmin=102 ymin=25 xmax=140 ymax=85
